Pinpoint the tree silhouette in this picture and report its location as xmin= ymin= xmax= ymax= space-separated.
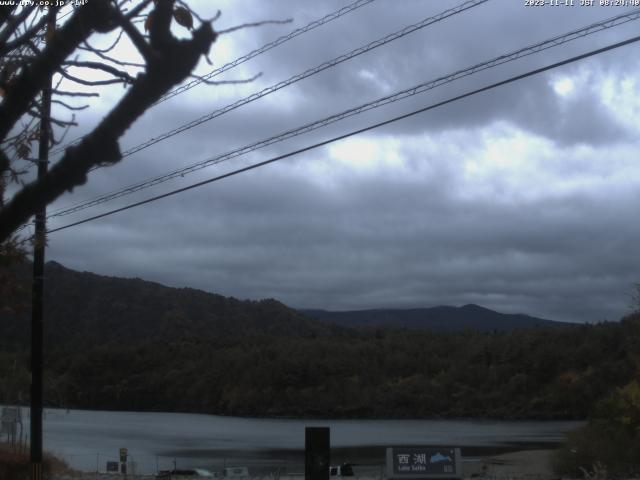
xmin=0 ymin=0 xmax=268 ymax=243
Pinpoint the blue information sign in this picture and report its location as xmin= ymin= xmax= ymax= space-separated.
xmin=386 ymin=447 xmax=461 ymax=479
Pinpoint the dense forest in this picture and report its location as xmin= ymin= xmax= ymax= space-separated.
xmin=303 ymin=304 xmax=569 ymax=331
xmin=0 ymin=261 xmax=638 ymax=420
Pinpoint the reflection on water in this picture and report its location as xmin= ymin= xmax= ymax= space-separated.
xmin=13 ymin=407 xmax=582 ymax=474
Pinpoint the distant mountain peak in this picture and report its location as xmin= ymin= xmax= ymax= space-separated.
xmin=302 ymin=304 xmax=567 ymax=332
xmin=460 ymin=303 xmax=486 ymax=310
xmin=45 ymin=260 xmax=66 ymax=269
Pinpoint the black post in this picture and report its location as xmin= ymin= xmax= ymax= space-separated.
xmin=305 ymin=427 xmax=330 ymax=480
xmin=30 ymin=10 xmax=54 ymax=480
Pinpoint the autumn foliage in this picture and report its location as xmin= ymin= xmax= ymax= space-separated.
xmin=0 ymin=442 xmax=73 ymax=480
xmin=553 ymin=313 xmax=640 ymax=477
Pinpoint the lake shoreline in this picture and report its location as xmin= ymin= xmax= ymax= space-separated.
xmin=50 ymin=448 xmax=559 ymax=480
xmin=5 ymin=407 xmax=581 ymax=475
xmin=2 ymin=441 xmax=559 ymax=480
xmin=158 ymin=441 xmax=561 ymax=461
xmin=25 ymin=403 xmax=588 ymax=422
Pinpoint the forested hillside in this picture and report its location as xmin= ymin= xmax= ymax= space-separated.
xmin=1 ymin=261 xmax=637 ymax=419
xmin=1 ymin=261 xmax=338 ymax=350
xmin=304 ymin=304 xmax=568 ymax=331
xmin=1 ymin=320 xmax=636 ymax=418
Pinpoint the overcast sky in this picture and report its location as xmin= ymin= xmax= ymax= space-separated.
xmin=26 ymin=0 xmax=640 ymax=323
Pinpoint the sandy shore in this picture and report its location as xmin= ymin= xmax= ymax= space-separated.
xmin=463 ymin=449 xmax=554 ymax=478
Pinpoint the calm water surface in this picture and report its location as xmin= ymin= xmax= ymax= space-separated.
xmin=14 ymin=407 xmax=582 ymax=474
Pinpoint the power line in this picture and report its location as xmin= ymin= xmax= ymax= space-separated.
xmin=155 ymin=0 xmax=377 ymax=105
xmin=47 ymin=0 xmax=488 ymax=176
xmin=45 ymin=33 xmax=640 ymax=236
xmin=48 ymin=0 xmax=377 ymax=157
xmin=44 ymin=0 xmax=490 ymax=218
xmin=44 ymin=7 xmax=640 ymax=221
xmin=106 ymin=0 xmax=489 ymax=159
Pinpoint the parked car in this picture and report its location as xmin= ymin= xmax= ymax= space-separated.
xmin=156 ymin=468 xmax=217 ymax=479
xmin=222 ymin=466 xmax=250 ymax=478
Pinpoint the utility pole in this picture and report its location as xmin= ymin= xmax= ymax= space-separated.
xmin=31 ymin=9 xmax=54 ymax=480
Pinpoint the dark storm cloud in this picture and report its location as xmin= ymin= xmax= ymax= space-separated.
xmin=59 ymin=0 xmax=638 ymax=198
xmin=40 ymin=0 xmax=640 ymax=324
xmin=232 ymin=0 xmax=640 ymax=145
xmin=51 ymin=181 xmax=640 ymax=322
xmin=49 ymin=129 xmax=640 ymax=323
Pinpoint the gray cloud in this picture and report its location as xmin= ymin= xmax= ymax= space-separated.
xmin=49 ymin=132 xmax=640 ymax=323
xmin=34 ymin=0 xmax=640 ymax=325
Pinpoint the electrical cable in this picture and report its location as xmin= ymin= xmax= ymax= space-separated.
xmin=45 ymin=32 xmax=640 ymax=236
xmin=104 ymin=0 xmax=489 ymax=160
xmin=155 ymin=0 xmax=377 ymax=105
xmin=44 ymin=7 xmax=640 ymax=221
xmin=48 ymin=0 xmax=489 ymax=169
xmin=48 ymin=0 xmax=378 ymax=157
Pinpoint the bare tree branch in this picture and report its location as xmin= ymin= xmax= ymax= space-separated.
xmin=0 ymin=5 xmax=37 ymax=50
xmin=82 ymin=44 xmax=145 ymax=68
xmin=52 ymin=89 xmax=100 ymax=97
xmin=51 ymin=99 xmax=90 ymax=111
xmin=217 ymin=18 xmax=293 ymax=35
xmin=0 ymin=5 xmax=18 ymax=25
xmin=80 ymin=29 xmax=124 ymax=54
xmin=125 ymin=0 xmax=154 ymax=20
xmin=48 ymin=115 xmax=77 ymax=128
xmin=148 ymin=0 xmax=174 ymax=48
xmin=0 ymin=0 xmax=118 ymax=140
xmin=58 ymin=67 xmax=130 ymax=86
xmin=112 ymin=6 xmax=155 ymax=62
xmin=0 ymin=11 xmax=218 ymax=241
xmin=62 ymin=60 xmax=137 ymax=83
xmin=1 ymin=0 xmax=277 ymax=246
xmin=0 ymin=14 xmax=48 ymax=56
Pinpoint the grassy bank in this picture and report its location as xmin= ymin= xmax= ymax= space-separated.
xmin=0 ymin=442 xmax=76 ymax=479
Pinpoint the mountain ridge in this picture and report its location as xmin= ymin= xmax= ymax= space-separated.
xmin=1 ymin=260 xmax=635 ymax=419
xmin=2 ymin=260 xmax=568 ymax=352
xmin=0 ymin=260 xmax=340 ymax=350
xmin=302 ymin=303 xmax=568 ymax=332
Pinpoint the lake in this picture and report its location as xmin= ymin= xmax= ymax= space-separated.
xmin=10 ymin=407 xmax=583 ymax=475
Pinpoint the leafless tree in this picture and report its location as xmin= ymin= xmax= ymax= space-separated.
xmin=0 ymin=0 xmax=275 ymax=245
